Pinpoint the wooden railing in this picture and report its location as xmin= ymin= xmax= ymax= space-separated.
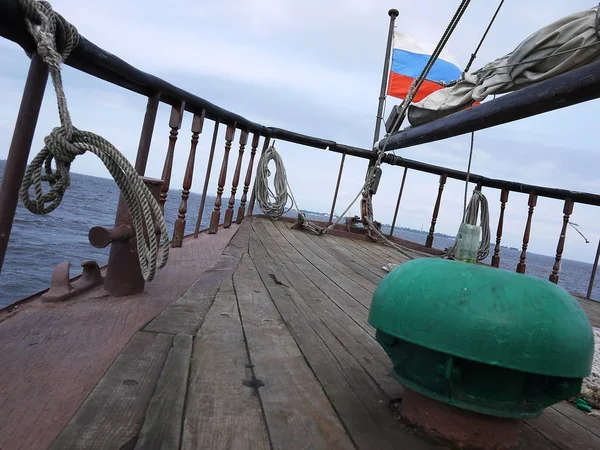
xmin=0 ymin=0 xmax=598 ymax=300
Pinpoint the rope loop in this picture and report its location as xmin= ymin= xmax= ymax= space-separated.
xmin=16 ymin=0 xmax=169 ymax=281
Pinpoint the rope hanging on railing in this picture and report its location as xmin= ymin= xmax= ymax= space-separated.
xmin=447 ymin=189 xmax=491 ymax=261
xmin=17 ymin=0 xmax=169 ymax=282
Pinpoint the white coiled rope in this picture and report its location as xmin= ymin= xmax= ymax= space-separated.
xmin=253 ymin=145 xmax=296 ymax=220
xmin=447 ymin=189 xmax=491 ymax=261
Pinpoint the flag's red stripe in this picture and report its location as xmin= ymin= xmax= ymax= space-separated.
xmin=387 ymin=72 xmax=445 ymax=102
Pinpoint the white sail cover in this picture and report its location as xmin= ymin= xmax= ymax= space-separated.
xmin=407 ymin=6 xmax=600 ymax=126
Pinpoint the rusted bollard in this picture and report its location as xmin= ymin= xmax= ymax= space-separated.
xmin=89 ymin=177 xmax=164 ymax=297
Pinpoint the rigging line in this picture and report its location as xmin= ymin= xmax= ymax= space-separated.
xmin=463 ymin=131 xmax=475 ymax=215
xmin=464 ymin=0 xmax=505 ymax=73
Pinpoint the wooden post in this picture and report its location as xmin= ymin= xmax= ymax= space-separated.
xmin=328 ymin=153 xmax=346 ymax=225
xmin=491 ymin=187 xmax=509 ymax=268
xmin=236 ymin=132 xmax=260 ymax=224
xmin=172 ymin=111 xmax=205 ymax=247
xmin=516 ymin=191 xmax=537 ymax=274
xmin=159 ymin=101 xmax=185 ymax=212
xmin=425 ymin=173 xmax=447 ymax=248
xmin=389 ymin=167 xmax=408 ymax=238
xmin=549 ymin=198 xmax=574 ymax=284
xmin=194 ymin=120 xmax=220 ymax=237
xmin=134 ymin=92 xmax=161 ymax=175
xmin=224 ymin=130 xmax=248 ymax=228
xmin=587 ymin=239 xmax=600 ymax=299
xmin=209 ymin=123 xmax=236 ymax=233
xmin=247 ymin=137 xmax=271 ymax=217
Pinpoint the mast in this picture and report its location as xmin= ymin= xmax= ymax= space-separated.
xmin=372 ymin=9 xmax=399 ymax=148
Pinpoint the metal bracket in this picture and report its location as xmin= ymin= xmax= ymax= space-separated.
xmin=41 ymin=260 xmax=103 ymax=302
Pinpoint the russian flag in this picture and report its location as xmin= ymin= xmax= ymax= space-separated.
xmin=387 ymin=31 xmax=462 ymax=102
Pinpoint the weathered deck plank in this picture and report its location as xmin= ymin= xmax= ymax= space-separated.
xmin=51 ymin=331 xmax=173 ymax=449
xmin=276 ymin=221 xmax=378 ymax=293
xmin=134 ymin=334 xmax=193 ymax=450
xmin=250 ymin=224 xmax=434 ymax=449
xmin=525 ymin=406 xmax=600 ymax=450
xmin=257 ymin=220 xmax=372 ymax=320
xmin=182 ymin=277 xmax=270 ymax=450
xmin=249 ymin=230 xmax=399 ymax=397
xmin=233 ymin=253 xmax=356 ymax=449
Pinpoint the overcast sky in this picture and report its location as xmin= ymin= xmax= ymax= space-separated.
xmin=1 ymin=0 xmax=599 ymax=265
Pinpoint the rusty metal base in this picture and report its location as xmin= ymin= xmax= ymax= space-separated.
xmin=41 ymin=261 xmax=103 ymax=303
xmin=398 ymin=389 xmax=522 ymax=450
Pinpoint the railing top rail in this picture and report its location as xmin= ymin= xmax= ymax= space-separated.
xmin=1 ymin=0 xmax=599 ymax=207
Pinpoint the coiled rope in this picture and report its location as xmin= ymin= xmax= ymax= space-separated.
xmin=17 ymin=0 xmax=169 ymax=281
xmin=447 ymin=189 xmax=491 ymax=261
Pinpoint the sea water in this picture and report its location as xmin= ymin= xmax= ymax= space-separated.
xmin=0 ymin=160 xmax=598 ymax=307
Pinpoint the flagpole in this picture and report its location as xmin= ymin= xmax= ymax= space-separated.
xmin=372 ymin=8 xmax=399 ymax=148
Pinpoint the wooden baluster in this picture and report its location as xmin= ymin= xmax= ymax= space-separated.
xmin=209 ymin=123 xmax=236 ymax=234
xmin=159 ymin=101 xmax=185 ymax=212
xmin=516 ymin=191 xmax=538 ymax=274
xmin=549 ymin=198 xmax=574 ymax=284
xmin=134 ymin=92 xmax=160 ymax=175
xmin=425 ymin=173 xmax=447 ymax=248
xmin=247 ymin=137 xmax=271 ymax=217
xmin=491 ymin=187 xmax=509 ymax=268
xmin=194 ymin=120 xmax=220 ymax=238
xmin=224 ymin=130 xmax=248 ymax=228
xmin=236 ymin=132 xmax=260 ymax=224
xmin=172 ymin=111 xmax=205 ymax=247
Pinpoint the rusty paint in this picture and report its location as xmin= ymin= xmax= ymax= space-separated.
xmin=173 ymin=111 xmax=205 ymax=247
xmin=159 ymin=101 xmax=185 ymax=212
xmin=194 ymin=120 xmax=220 ymax=237
xmin=425 ymin=173 xmax=447 ymax=248
xmin=516 ymin=191 xmax=538 ymax=274
xmin=328 ymin=153 xmax=346 ymax=225
xmin=389 ymin=167 xmax=408 ymax=237
xmin=41 ymin=261 xmax=103 ymax=303
xmin=100 ymin=178 xmax=164 ymax=297
xmin=491 ymin=188 xmax=509 ymax=268
xmin=209 ymin=123 xmax=236 ymax=233
xmin=399 ymin=389 xmax=521 ymax=449
xmin=0 ymin=54 xmax=48 ymax=275
xmin=237 ymin=132 xmax=260 ymax=224
xmin=549 ymin=198 xmax=574 ymax=284
xmin=224 ymin=129 xmax=248 ymax=228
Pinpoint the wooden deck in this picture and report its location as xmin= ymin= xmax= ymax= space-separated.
xmin=1 ymin=216 xmax=599 ymax=449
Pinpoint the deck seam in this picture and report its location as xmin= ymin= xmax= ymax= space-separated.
xmin=246 ymin=251 xmax=360 ymax=450
xmin=231 ymin=270 xmax=275 ymax=450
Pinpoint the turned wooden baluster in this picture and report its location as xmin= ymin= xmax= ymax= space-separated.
xmin=224 ymin=130 xmax=248 ymax=228
xmin=549 ymin=198 xmax=574 ymax=284
xmin=236 ymin=132 xmax=260 ymax=224
xmin=425 ymin=173 xmax=448 ymax=248
xmin=247 ymin=137 xmax=271 ymax=217
xmin=209 ymin=123 xmax=236 ymax=234
xmin=516 ymin=191 xmax=538 ymax=274
xmin=491 ymin=187 xmax=509 ymax=268
xmin=172 ymin=111 xmax=205 ymax=247
xmin=159 ymin=101 xmax=185 ymax=212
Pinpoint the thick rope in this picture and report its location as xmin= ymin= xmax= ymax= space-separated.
xmin=253 ymin=144 xmax=295 ymax=221
xmin=17 ymin=0 xmax=169 ymax=281
xmin=447 ymin=189 xmax=491 ymax=261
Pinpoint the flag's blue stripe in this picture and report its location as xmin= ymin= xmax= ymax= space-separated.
xmin=391 ymin=49 xmax=461 ymax=84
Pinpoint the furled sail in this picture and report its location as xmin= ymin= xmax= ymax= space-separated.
xmin=407 ymin=6 xmax=600 ymax=126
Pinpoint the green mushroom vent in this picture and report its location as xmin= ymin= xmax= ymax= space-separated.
xmin=368 ymin=258 xmax=595 ymax=419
